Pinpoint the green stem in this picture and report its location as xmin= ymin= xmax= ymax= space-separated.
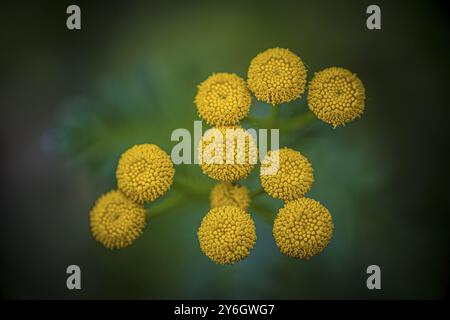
xmin=250 ymin=187 xmax=265 ymax=198
xmin=172 ymin=177 xmax=209 ymax=199
xmin=249 ymin=202 xmax=274 ymax=224
xmin=147 ymin=193 xmax=185 ymax=220
xmin=270 ymin=106 xmax=280 ymax=127
xmin=279 ymin=111 xmax=316 ymax=131
xmin=245 ymin=106 xmax=315 ymax=132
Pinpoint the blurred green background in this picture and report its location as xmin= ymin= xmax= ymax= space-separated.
xmin=1 ymin=0 xmax=449 ymax=299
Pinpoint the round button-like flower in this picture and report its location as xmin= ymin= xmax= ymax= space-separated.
xmin=199 ymin=126 xmax=257 ymax=182
xmin=210 ymin=182 xmax=250 ymax=210
xmin=195 ymin=73 xmax=252 ymax=126
xmin=308 ymin=67 xmax=365 ymax=128
xmin=197 ymin=206 xmax=256 ymax=264
xmin=90 ymin=190 xmax=146 ymax=249
xmin=116 ymin=144 xmax=175 ymax=203
xmin=273 ymin=198 xmax=333 ymax=259
xmin=260 ymin=147 xmax=314 ymax=202
xmin=247 ymin=47 xmax=307 ymax=106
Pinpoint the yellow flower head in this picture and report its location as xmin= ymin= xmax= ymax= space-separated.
xmin=307 ymin=67 xmax=365 ymax=128
xmin=247 ymin=47 xmax=307 ymax=106
xmin=90 ymin=190 xmax=146 ymax=249
xmin=116 ymin=144 xmax=175 ymax=203
xmin=197 ymin=206 xmax=256 ymax=264
xmin=260 ymin=147 xmax=314 ymax=202
xmin=195 ymin=73 xmax=252 ymax=126
xmin=273 ymin=198 xmax=333 ymax=259
xmin=198 ymin=126 xmax=257 ymax=182
xmin=210 ymin=182 xmax=250 ymax=210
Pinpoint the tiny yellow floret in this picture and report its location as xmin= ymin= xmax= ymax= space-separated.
xmin=210 ymin=182 xmax=250 ymax=210
xmin=260 ymin=147 xmax=314 ymax=202
xmin=116 ymin=144 xmax=175 ymax=204
xmin=195 ymin=73 xmax=252 ymax=126
xmin=247 ymin=47 xmax=307 ymax=105
xmin=273 ymin=198 xmax=333 ymax=259
xmin=90 ymin=190 xmax=146 ymax=249
xmin=199 ymin=126 xmax=257 ymax=182
xmin=197 ymin=206 xmax=256 ymax=264
xmin=308 ymin=67 xmax=365 ymax=128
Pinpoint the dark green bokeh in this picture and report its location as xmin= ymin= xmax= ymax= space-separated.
xmin=1 ymin=0 xmax=449 ymax=299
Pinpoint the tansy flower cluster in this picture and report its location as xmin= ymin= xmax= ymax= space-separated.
xmin=210 ymin=182 xmax=250 ymax=210
xmin=260 ymin=147 xmax=334 ymax=259
xmin=260 ymin=148 xmax=314 ymax=202
xmin=198 ymin=126 xmax=257 ymax=182
xmin=247 ymin=47 xmax=366 ymax=128
xmin=308 ymin=67 xmax=365 ymax=128
xmin=198 ymin=206 xmax=256 ymax=264
xmin=90 ymin=144 xmax=175 ymax=249
xmin=90 ymin=190 xmax=146 ymax=249
xmin=88 ymin=47 xmax=365 ymax=264
xmin=194 ymin=47 xmax=364 ymax=263
xmin=273 ymin=198 xmax=333 ymax=259
xmin=247 ymin=48 xmax=308 ymax=106
xmin=195 ymin=72 xmax=258 ymax=264
xmin=195 ymin=73 xmax=252 ymax=126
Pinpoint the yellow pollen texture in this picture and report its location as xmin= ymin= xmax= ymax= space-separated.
xmin=247 ymin=47 xmax=307 ymax=106
xmin=116 ymin=144 xmax=175 ymax=203
xmin=198 ymin=126 xmax=257 ymax=182
xmin=273 ymin=198 xmax=333 ymax=259
xmin=90 ymin=190 xmax=146 ymax=249
xmin=260 ymin=147 xmax=314 ymax=202
xmin=210 ymin=182 xmax=250 ymax=210
xmin=308 ymin=67 xmax=365 ymax=128
xmin=197 ymin=206 xmax=256 ymax=264
xmin=195 ymin=73 xmax=252 ymax=126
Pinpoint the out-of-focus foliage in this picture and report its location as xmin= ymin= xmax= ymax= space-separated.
xmin=44 ymin=0 xmax=448 ymax=299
